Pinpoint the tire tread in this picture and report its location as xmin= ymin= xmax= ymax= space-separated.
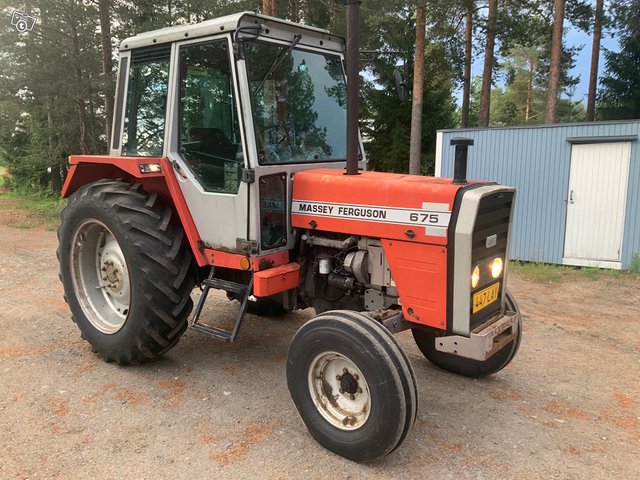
xmin=57 ymin=180 xmax=195 ymax=365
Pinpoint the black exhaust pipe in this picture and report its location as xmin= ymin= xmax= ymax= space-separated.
xmin=344 ymin=0 xmax=360 ymax=175
xmin=450 ymin=137 xmax=474 ymax=184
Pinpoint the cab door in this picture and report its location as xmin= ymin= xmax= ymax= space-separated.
xmin=165 ymin=35 xmax=250 ymax=251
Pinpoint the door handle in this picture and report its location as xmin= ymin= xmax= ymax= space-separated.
xmin=569 ymin=190 xmax=574 ymax=204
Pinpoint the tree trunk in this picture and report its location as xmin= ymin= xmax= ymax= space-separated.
xmin=263 ymin=0 xmax=276 ymax=16
xmin=461 ymin=4 xmax=473 ymax=127
xmin=525 ymin=56 xmax=534 ymax=122
xmin=586 ymin=0 xmax=603 ymax=121
xmin=479 ymin=0 xmax=497 ymax=127
xmin=409 ymin=5 xmax=426 ymax=175
xmin=289 ymin=0 xmax=300 ymax=22
xmin=546 ymin=0 xmax=565 ymax=124
xmin=99 ymin=0 xmax=113 ymax=151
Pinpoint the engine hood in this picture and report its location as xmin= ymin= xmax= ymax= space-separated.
xmin=291 ymin=168 xmax=488 ymax=245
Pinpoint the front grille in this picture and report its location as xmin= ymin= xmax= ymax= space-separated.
xmin=469 ymin=191 xmax=514 ymax=329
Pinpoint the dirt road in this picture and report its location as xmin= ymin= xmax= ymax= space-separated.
xmin=1 ymin=197 xmax=639 ymax=479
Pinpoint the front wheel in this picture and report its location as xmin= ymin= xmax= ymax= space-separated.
xmin=57 ymin=180 xmax=195 ymax=364
xmin=412 ymin=291 xmax=522 ymax=378
xmin=286 ymin=310 xmax=417 ymax=462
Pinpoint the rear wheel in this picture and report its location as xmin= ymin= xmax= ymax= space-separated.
xmin=57 ymin=180 xmax=195 ymax=364
xmin=286 ymin=310 xmax=417 ymax=462
xmin=413 ymin=291 xmax=522 ymax=378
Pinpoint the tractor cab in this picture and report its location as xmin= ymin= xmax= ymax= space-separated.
xmin=111 ymin=12 xmax=364 ymax=255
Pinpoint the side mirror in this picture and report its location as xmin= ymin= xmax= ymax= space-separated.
xmin=393 ymin=68 xmax=406 ymax=102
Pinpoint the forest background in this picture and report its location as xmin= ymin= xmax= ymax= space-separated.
xmin=1 ymin=0 xmax=639 ymax=191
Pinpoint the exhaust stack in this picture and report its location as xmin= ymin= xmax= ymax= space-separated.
xmin=450 ymin=137 xmax=474 ymax=184
xmin=344 ymin=0 xmax=360 ymax=175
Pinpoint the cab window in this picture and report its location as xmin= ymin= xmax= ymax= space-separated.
xmin=122 ymin=45 xmax=171 ymax=157
xmin=178 ymin=39 xmax=243 ymax=193
xmin=245 ymin=41 xmax=347 ymax=164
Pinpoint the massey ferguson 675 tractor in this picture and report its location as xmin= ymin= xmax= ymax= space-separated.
xmin=57 ymin=6 xmax=521 ymax=462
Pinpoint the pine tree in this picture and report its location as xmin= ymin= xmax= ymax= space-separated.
xmin=598 ymin=0 xmax=640 ymax=120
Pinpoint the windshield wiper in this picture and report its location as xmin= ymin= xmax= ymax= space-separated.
xmin=253 ymin=34 xmax=302 ymax=95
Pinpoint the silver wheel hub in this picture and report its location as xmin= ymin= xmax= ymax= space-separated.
xmin=307 ymin=351 xmax=371 ymax=431
xmin=70 ymin=220 xmax=131 ymax=334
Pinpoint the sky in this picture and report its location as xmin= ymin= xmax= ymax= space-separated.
xmin=464 ymin=24 xmax=621 ymax=105
xmin=564 ymin=25 xmax=619 ymax=102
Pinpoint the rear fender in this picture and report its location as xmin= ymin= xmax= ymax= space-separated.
xmin=61 ymin=155 xmax=208 ymax=266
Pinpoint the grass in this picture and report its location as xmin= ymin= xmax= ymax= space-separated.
xmin=0 ymin=189 xmax=66 ymax=226
xmin=510 ymin=261 xmax=564 ymax=283
xmin=510 ymin=260 xmax=629 ymax=283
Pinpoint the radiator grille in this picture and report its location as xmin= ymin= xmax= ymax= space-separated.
xmin=469 ymin=191 xmax=514 ymax=329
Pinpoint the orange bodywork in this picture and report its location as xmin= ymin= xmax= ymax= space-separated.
xmin=291 ymin=169 xmax=468 ymax=328
xmin=291 ymin=169 xmax=464 ymax=245
xmin=382 ymin=240 xmax=447 ymax=328
xmin=254 ymin=262 xmax=301 ymax=297
xmin=62 ymin=156 xmax=289 ymax=274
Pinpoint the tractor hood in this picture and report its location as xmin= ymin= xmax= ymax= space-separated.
xmin=291 ymin=169 xmax=487 ymax=245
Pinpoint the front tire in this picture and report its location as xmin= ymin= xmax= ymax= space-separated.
xmin=413 ymin=291 xmax=522 ymax=378
xmin=286 ymin=310 xmax=417 ymax=462
xmin=57 ymin=180 xmax=195 ymax=364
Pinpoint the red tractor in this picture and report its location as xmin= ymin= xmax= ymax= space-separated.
xmin=57 ymin=8 xmax=521 ymax=462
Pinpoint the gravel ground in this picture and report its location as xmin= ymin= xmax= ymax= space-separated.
xmin=1 ymin=197 xmax=639 ymax=479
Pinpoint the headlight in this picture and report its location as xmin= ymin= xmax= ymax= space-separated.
xmin=471 ymin=265 xmax=480 ymax=288
xmin=491 ymin=257 xmax=503 ymax=278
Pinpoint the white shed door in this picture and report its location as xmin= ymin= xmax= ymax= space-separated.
xmin=563 ymin=142 xmax=631 ymax=268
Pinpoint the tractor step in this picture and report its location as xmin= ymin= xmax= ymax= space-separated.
xmin=190 ymin=269 xmax=253 ymax=343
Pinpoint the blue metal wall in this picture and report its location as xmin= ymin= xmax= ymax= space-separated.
xmin=437 ymin=121 xmax=640 ymax=269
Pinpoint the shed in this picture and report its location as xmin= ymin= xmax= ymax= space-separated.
xmin=435 ymin=120 xmax=640 ymax=270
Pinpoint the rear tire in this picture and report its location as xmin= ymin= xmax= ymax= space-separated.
xmin=412 ymin=291 xmax=522 ymax=378
xmin=57 ymin=180 xmax=195 ymax=364
xmin=286 ymin=310 xmax=417 ymax=462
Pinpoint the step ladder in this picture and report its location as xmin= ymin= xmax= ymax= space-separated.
xmin=190 ymin=268 xmax=253 ymax=342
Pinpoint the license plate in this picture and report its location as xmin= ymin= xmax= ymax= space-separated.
xmin=472 ymin=282 xmax=500 ymax=314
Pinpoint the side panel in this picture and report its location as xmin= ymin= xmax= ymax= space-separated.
xmin=382 ymin=240 xmax=447 ymax=328
xmin=291 ymin=169 xmax=464 ymax=245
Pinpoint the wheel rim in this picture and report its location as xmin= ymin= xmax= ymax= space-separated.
xmin=307 ymin=351 xmax=371 ymax=431
xmin=70 ymin=219 xmax=130 ymax=334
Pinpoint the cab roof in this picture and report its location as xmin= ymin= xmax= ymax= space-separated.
xmin=119 ymin=12 xmax=339 ymax=51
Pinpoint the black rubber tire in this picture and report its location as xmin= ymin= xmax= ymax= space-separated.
xmin=322 ymin=310 xmax=417 ymax=454
xmin=413 ymin=291 xmax=522 ymax=378
xmin=57 ymin=180 xmax=195 ymax=364
xmin=286 ymin=310 xmax=418 ymax=462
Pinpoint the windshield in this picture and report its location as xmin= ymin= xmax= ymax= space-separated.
xmin=245 ymin=40 xmax=347 ymax=164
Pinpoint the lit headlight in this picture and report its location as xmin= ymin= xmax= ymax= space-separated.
xmin=471 ymin=265 xmax=480 ymax=288
xmin=491 ymin=257 xmax=503 ymax=278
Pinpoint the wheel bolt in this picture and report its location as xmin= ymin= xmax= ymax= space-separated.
xmin=339 ymin=388 xmax=344 ymax=394
xmin=342 ymin=368 xmax=348 ymax=374
xmin=357 ymin=387 xmax=362 ymax=393
xmin=353 ymin=374 xmax=359 ymax=380
xmin=349 ymin=394 xmax=355 ymax=400
xmin=336 ymin=375 xmax=341 ymax=381
xmin=101 ymin=267 xmax=106 ymax=272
